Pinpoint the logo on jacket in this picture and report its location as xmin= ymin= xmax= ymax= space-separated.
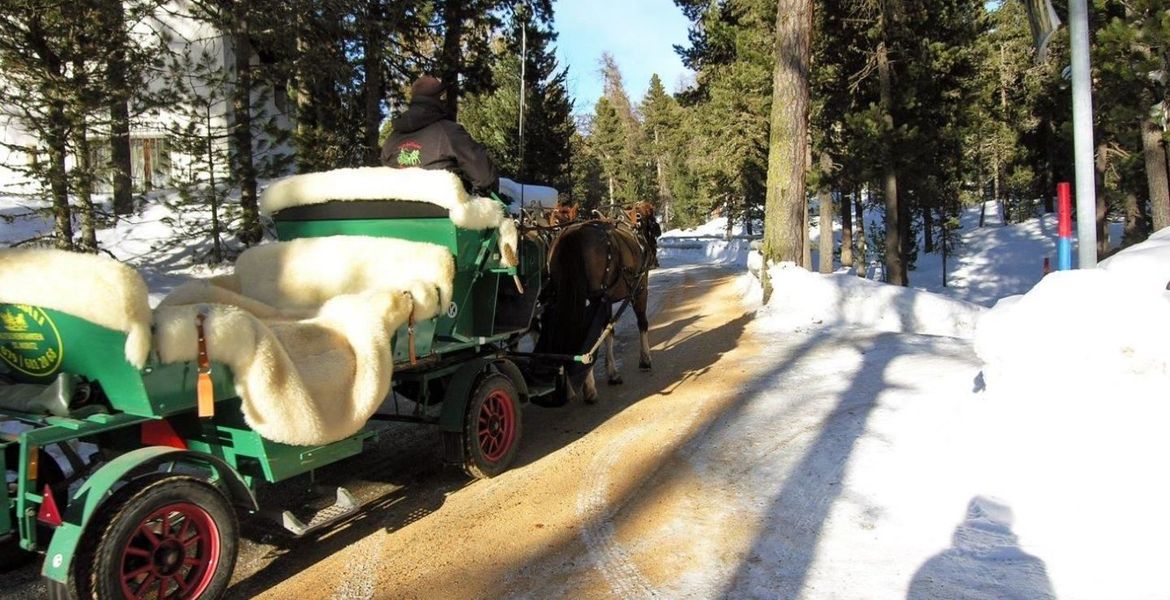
xmin=396 ymin=141 xmax=422 ymax=167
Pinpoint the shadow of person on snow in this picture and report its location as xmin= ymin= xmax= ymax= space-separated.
xmin=907 ymin=496 xmax=1055 ymax=600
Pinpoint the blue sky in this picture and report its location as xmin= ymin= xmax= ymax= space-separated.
xmin=552 ymin=0 xmax=693 ymax=114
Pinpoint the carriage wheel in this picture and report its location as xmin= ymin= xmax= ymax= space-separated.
xmin=73 ymin=476 xmax=238 ymax=600
xmin=462 ymin=373 xmax=523 ymax=479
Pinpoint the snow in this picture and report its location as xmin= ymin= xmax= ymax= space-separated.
xmin=4 ymin=192 xmax=1170 ymax=598
xmin=499 ymin=177 xmax=559 ymax=215
xmin=661 ymin=203 xmax=1170 ymax=599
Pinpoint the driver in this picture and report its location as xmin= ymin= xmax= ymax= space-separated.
xmin=381 ymin=75 xmax=499 ymax=195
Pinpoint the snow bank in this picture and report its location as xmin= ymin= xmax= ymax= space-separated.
xmin=755 ymin=260 xmax=986 ymax=339
xmin=660 ymin=216 xmax=758 ymax=238
xmin=658 ymin=238 xmax=752 ymax=267
xmin=975 ymin=228 xmax=1170 ymax=386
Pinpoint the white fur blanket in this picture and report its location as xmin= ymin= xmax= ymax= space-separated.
xmin=157 ymin=236 xmax=455 ymax=446
xmin=0 ymin=248 xmax=152 ymax=368
xmin=260 ymin=167 xmax=519 ymax=268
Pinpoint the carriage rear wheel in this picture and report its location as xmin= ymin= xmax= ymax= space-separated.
xmin=462 ymin=373 xmax=523 ymax=479
xmin=62 ymin=475 xmax=239 ymax=600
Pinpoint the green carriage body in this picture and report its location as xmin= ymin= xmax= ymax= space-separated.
xmin=0 ymin=192 xmax=549 ymax=592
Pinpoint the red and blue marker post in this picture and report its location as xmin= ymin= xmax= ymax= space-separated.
xmin=1057 ymin=182 xmax=1073 ymax=270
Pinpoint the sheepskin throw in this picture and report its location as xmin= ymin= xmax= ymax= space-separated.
xmin=259 ymin=167 xmax=518 ymax=268
xmin=0 ymin=248 xmax=152 ymax=368
xmin=157 ymin=236 xmax=455 ymax=446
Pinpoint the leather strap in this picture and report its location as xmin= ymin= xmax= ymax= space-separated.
xmin=195 ymin=312 xmax=215 ymax=418
xmin=404 ymin=293 xmax=417 ymax=366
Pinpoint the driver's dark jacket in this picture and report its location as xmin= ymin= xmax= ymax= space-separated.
xmin=380 ymin=96 xmax=499 ymax=193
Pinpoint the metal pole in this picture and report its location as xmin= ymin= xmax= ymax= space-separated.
xmin=518 ymin=6 xmax=527 ymax=195
xmin=1069 ymin=0 xmax=1097 ymax=268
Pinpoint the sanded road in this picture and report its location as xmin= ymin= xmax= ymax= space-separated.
xmin=240 ymin=262 xmax=758 ymax=599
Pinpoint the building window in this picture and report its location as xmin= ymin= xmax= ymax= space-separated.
xmin=90 ymin=135 xmax=172 ymax=193
xmin=131 ymin=135 xmax=171 ymax=191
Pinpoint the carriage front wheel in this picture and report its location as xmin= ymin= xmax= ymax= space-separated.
xmin=58 ymin=475 xmax=239 ymax=600
xmin=462 ymin=373 xmax=523 ymax=479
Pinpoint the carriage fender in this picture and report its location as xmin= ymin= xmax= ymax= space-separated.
xmin=438 ymin=357 xmax=529 ymax=433
xmin=41 ymin=446 xmax=256 ymax=583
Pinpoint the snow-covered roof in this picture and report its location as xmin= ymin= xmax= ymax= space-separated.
xmin=499 ymin=177 xmax=558 ymax=215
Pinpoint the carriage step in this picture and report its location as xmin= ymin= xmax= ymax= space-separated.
xmin=280 ymin=487 xmax=359 ymax=537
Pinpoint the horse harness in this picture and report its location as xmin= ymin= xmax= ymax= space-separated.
xmin=591 ymin=219 xmax=653 ymax=303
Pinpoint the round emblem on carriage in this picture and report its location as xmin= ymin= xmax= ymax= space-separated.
xmin=447 ymin=302 xmax=459 ymax=318
xmin=0 ymin=304 xmax=64 ymax=379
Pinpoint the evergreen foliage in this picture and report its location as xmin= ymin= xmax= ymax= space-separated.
xmin=461 ymin=6 xmax=575 ymax=192
xmin=2 ymin=0 xmax=1168 ymax=275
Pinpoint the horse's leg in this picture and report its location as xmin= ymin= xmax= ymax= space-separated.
xmin=636 ymin=275 xmax=652 ymax=371
xmin=606 ymin=331 xmax=623 ymax=385
xmin=583 ymin=367 xmax=599 ymax=403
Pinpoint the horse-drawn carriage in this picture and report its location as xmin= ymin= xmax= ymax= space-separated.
xmin=0 ymin=167 xmax=657 ymax=599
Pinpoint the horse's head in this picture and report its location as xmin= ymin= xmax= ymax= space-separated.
xmin=550 ymin=204 xmax=579 ymax=226
xmin=626 ymin=202 xmax=660 ymax=242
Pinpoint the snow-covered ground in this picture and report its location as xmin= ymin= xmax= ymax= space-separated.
xmin=4 ymin=193 xmax=1168 ymax=598
xmin=660 ymin=203 xmax=1170 ymax=599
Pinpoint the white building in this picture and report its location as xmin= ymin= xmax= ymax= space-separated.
xmin=0 ymin=0 xmax=293 ymax=197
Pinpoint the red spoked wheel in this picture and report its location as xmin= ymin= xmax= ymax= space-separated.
xmin=478 ymin=390 xmax=517 ymax=462
xmin=116 ymin=502 xmax=220 ymax=599
xmin=463 ymin=373 xmax=523 ymax=479
xmin=73 ymin=476 xmax=238 ymax=600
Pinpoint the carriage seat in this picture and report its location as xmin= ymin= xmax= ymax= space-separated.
xmin=260 ymin=166 xmax=519 ymax=267
xmin=155 ymin=235 xmax=456 ymax=446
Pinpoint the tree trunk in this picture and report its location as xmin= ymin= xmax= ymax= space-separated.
xmin=877 ymin=38 xmax=906 ymax=285
xmin=440 ymin=0 xmax=464 ymax=118
xmin=762 ymin=0 xmax=811 ymax=266
xmin=977 ymin=137 xmax=987 ymax=227
xmin=818 ymin=189 xmax=833 ymax=273
xmin=1123 ymin=191 xmax=1147 ymax=247
xmin=922 ymin=205 xmax=934 ymax=253
xmin=47 ymin=103 xmax=73 ymax=250
xmin=854 ymin=189 xmax=866 ymax=277
xmin=654 ymin=127 xmax=674 ymax=227
xmin=1142 ymin=117 xmax=1170 ymax=232
xmin=292 ymin=2 xmax=315 ymax=172
xmin=841 ymin=188 xmax=854 ymax=270
xmin=106 ymin=0 xmax=133 ymax=215
xmin=206 ymin=105 xmax=224 ymax=263
xmin=231 ymin=8 xmax=261 ymax=244
xmin=803 ymin=194 xmax=812 ymax=268
xmin=726 ymin=196 xmax=734 ymax=239
xmin=73 ymin=118 xmax=98 ymax=253
xmin=1040 ymin=114 xmax=1054 ymax=213
xmin=362 ymin=0 xmax=386 ymax=166
xmin=1095 ymin=141 xmax=1109 ymax=257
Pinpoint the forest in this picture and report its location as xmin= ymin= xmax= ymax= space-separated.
xmin=0 ymin=0 xmax=1166 ymax=285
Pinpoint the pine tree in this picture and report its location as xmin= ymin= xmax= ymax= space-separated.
xmin=674 ymin=0 xmax=774 ymax=233
xmin=0 ymin=3 xmax=89 ymax=249
xmin=462 ymin=6 xmax=573 ymax=191
xmin=640 ymin=73 xmax=683 ymax=225
xmin=164 ymin=42 xmax=237 ymax=264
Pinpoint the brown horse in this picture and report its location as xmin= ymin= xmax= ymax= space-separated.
xmin=536 ymin=210 xmax=659 ymax=403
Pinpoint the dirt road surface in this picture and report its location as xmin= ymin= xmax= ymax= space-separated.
xmin=242 ymin=263 xmax=760 ymax=600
